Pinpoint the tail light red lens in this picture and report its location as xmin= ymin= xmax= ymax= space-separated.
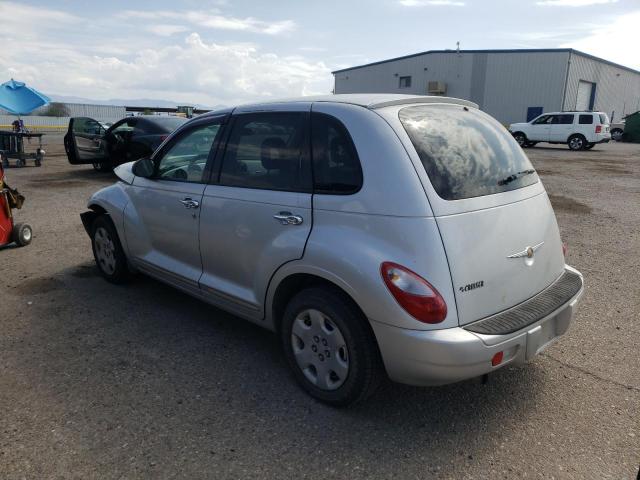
xmin=491 ymin=351 xmax=504 ymax=366
xmin=159 ymin=134 xmax=169 ymax=142
xmin=380 ymin=262 xmax=447 ymax=324
xmin=595 ymin=125 xmax=602 ymax=134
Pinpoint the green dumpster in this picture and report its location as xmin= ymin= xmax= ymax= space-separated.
xmin=622 ymin=111 xmax=640 ymax=143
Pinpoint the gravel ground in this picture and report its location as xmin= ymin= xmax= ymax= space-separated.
xmin=1 ymin=137 xmax=639 ymax=479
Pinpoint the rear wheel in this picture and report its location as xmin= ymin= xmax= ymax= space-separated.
xmin=568 ymin=134 xmax=586 ymax=151
xmin=11 ymin=223 xmax=32 ymax=246
xmin=513 ymin=132 xmax=527 ymax=147
xmin=584 ymin=143 xmax=595 ymax=150
xmin=524 ymin=141 xmax=537 ymax=148
xmin=91 ymin=215 xmax=130 ymax=284
xmin=281 ymin=287 xmax=382 ymax=406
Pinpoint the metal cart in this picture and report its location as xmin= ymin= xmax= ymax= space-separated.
xmin=0 ymin=131 xmax=45 ymax=167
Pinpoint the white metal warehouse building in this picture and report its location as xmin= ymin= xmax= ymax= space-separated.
xmin=333 ymin=48 xmax=640 ymax=125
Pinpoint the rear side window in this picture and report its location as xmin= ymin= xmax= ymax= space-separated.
xmin=399 ymin=104 xmax=538 ymax=201
xmin=599 ymin=114 xmax=609 ymax=125
xmin=579 ymin=114 xmax=593 ymax=125
xmin=219 ymin=112 xmax=310 ymax=192
xmin=311 ymin=113 xmax=362 ymax=194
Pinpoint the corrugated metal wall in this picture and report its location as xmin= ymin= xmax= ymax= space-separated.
xmin=564 ymin=52 xmax=640 ymax=122
xmin=334 ymin=50 xmax=640 ymax=124
xmin=0 ymin=103 xmax=125 ymax=120
xmin=334 ymin=52 xmax=475 ymax=102
xmin=482 ymin=51 xmax=569 ymax=124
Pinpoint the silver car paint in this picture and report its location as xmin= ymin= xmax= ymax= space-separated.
xmin=87 ymin=94 xmax=583 ymax=387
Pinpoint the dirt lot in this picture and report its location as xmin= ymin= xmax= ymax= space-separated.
xmin=1 ymin=137 xmax=639 ymax=479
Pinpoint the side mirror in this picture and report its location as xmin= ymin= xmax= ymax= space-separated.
xmin=132 ymin=157 xmax=154 ymax=178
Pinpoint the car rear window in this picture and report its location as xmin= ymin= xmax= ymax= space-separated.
xmin=399 ymin=104 xmax=538 ymax=201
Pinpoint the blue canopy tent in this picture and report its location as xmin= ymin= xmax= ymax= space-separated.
xmin=0 ymin=79 xmax=49 ymax=167
xmin=0 ymin=79 xmax=51 ymax=116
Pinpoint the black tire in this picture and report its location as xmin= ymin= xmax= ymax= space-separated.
xmin=524 ymin=141 xmax=537 ymax=148
xmin=513 ymin=132 xmax=527 ymax=147
xmin=584 ymin=143 xmax=595 ymax=150
xmin=611 ymin=128 xmax=623 ymax=142
xmin=90 ymin=215 xmax=130 ymax=284
xmin=92 ymin=161 xmax=111 ymax=172
xmin=280 ymin=286 xmax=383 ymax=407
xmin=568 ymin=134 xmax=586 ymax=151
xmin=11 ymin=223 xmax=32 ymax=246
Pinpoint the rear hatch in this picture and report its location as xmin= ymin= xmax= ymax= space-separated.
xmin=396 ymin=104 xmax=565 ymax=325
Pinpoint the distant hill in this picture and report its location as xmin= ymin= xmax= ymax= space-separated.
xmin=49 ymin=93 xmax=223 ymax=110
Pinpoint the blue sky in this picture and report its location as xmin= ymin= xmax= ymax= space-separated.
xmin=1 ymin=0 xmax=638 ymax=106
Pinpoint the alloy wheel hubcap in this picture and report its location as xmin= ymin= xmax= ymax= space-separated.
xmin=291 ymin=309 xmax=349 ymax=391
xmin=570 ymin=138 xmax=582 ymax=149
xmin=94 ymin=227 xmax=117 ymax=275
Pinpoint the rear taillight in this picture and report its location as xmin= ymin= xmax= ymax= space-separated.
xmin=160 ymin=134 xmax=169 ymax=142
xmin=380 ymin=262 xmax=447 ymax=324
xmin=595 ymin=125 xmax=602 ymax=134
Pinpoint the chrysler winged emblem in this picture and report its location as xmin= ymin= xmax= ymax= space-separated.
xmin=507 ymin=242 xmax=544 ymax=259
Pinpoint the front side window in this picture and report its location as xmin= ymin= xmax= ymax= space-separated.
xmin=219 ymin=112 xmax=309 ymax=192
xmin=399 ymin=76 xmax=412 ymax=88
xmin=399 ymin=104 xmax=538 ymax=200
xmin=73 ymin=118 xmax=105 ymax=135
xmin=311 ymin=113 xmax=362 ymax=194
xmin=156 ymin=123 xmax=220 ymax=183
xmin=552 ymin=114 xmax=574 ymax=125
xmin=532 ymin=115 xmax=552 ymax=125
xmin=579 ymin=114 xmax=593 ymax=125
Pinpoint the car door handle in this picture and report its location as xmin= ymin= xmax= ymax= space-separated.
xmin=273 ymin=211 xmax=303 ymax=225
xmin=179 ymin=197 xmax=200 ymax=209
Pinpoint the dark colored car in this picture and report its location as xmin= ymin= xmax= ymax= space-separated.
xmin=64 ymin=116 xmax=187 ymax=171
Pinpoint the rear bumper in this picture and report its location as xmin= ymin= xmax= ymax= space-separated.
xmin=371 ymin=266 xmax=583 ymax=386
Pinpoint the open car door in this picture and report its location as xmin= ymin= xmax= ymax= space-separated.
xmin=64 ymin=117 xmax=107 ymax=165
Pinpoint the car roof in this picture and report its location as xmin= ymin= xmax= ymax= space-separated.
xmin=544 ymin=111 xmax=606 ymax=114
xmin=198 ymin=94 xmax=478 ymax=119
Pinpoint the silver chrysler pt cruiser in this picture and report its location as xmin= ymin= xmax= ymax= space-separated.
xmin=81 ymin=94 xmax=584 ymax=406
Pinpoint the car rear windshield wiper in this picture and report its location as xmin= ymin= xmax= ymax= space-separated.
xmin=497 ymin=169 xmax=536 ymax=186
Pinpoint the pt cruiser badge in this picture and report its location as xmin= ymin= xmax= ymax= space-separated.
xmin=507 ymin=241 xmax=544 ymax=259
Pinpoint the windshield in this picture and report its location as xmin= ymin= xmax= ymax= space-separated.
xmin=399 ymin=104 xmax=539 ymax=200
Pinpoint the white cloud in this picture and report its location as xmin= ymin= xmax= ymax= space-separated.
xmin=561 ymin=10 xmax=640 ymax=70
xmin=122 ymin=9 xmax=296 ymax=35
xmin=0 ymin=29 xmax=332 ymax=106
xmin=399 ymin=0 xmax=465 ymax=6
xmin=536 ymin=0 xmax=617 ymax=6
xmin=145 ymin=24 xmax=190 ymax=37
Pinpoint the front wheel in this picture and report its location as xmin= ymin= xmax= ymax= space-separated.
xmin=281 ymin=287 xmax=382 ymax=406
xmin=12 ymin=223 xmax=32 ymax=246
xmin=568 ymin=135 xmax=586 ymax=151
xmin=92 ymin=161 xmax=111 ymax=172
xmin=91 ymin=215 xmax=130 ymax=284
